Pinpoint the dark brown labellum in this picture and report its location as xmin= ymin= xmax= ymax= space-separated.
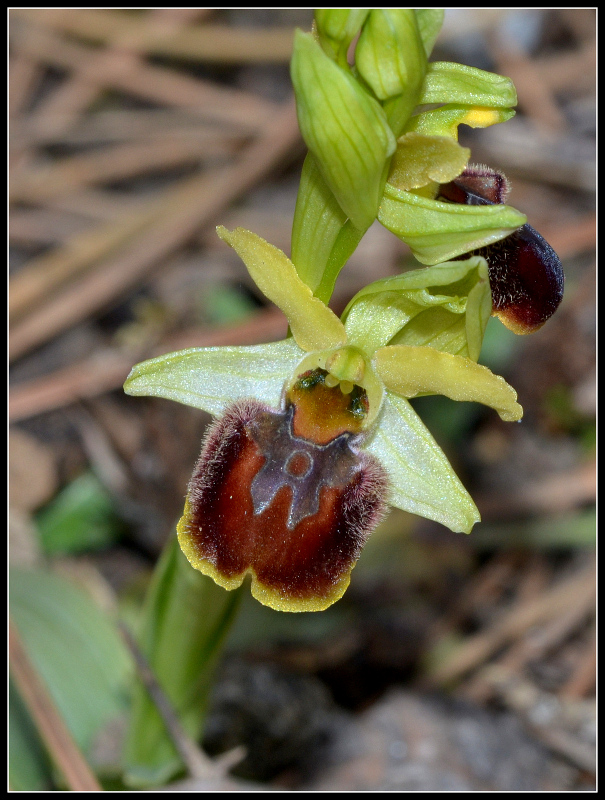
xmin=438 ymin=165 xmax=564 ymax=334
xmin=178 ymin=398 xmax=388 ymax=612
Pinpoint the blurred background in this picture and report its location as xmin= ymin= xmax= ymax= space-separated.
xmin=9 ymin=9 xmax=595 ymax=791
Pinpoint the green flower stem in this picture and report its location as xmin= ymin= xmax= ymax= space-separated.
xmin=123 ymin=536 xmax=242 ymax=788
xmin=313 ymin=220 xmax=366 ymax=305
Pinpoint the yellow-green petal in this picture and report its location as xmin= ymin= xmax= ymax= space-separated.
xmin=217 ymin=226 xmax=347 ymax=352
xmin=366 ymin=392 xmax=480 ymax=534
xmin=388 ymin=132 xmax=470 ymax=191
xmin=406 ymin=104 xmax=516 ymax=140
xmin=375 ymin=345 xmax=523 ymax=422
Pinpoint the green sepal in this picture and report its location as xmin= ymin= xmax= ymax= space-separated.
xmin=365 ymin=392 xmax=480 ymax=534
xmin=420 ymin=62 xmax=518 ymax=108
xmin=414 ymin=9 xmax=445 ymax=58
xmin=406 ymin=103 xmax=516 ymax=140
xmin=315 ymin=9 xmax=370 ymax=64
xmin=291 ymin=29 xmax=396 ymax=230
xmin=378 ymin=183 xmax=526 ymax=264
xmin=344 ymin=256 xmax=491 ymax=360
xmin=123 ymin=340 xmax=302 ymax=415
xmin=388 ymin=132 xmax=470 ymax=191
xmin=216 ymin=226 xmax=347 ymax=351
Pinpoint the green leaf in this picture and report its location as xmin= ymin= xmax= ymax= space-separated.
xmin=124 ymin=339 xmax=302 ymax=416
xmin=9 ymin=679 xmax=53 ymax=791
xmin=414 ymin=9 xmax=444 ymax=58
xmin=421 ymin=62 xmax=518 ymax=108
xmin=378 ymin=183 xmax=526 ymax=264
xmin=35 ymin=472 xmax=122 ymax=555
xmin=470 ymin=509 xmax=596 ymax=550
xmin=123 ymin=536 xmax=242 ymax=787
xmin=365 ymin=392 xmax=480 ymax=534
xmin=10 ymin=568 xmax=132 ymax=756
xmin=200 ymin=284 xmax=257 ymax=326
xmin=291 ymin=29 xmax=396 ymax=230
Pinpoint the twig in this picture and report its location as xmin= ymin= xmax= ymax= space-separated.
xmin=468 ymin=665 xmax=596 ymax=775
xmin=421 ymin=558 xmax=596 ymax=687
xmin=559 ymin=623 xmax=596 ymax=700
xmin=13 ymin=23 xmax=279 ymax=131
xmin=118 ymin=623 xmax=216 ymax=780
xmin=10 ymin=136 xmax=244 ymax=203
xmin=9 ymin=309 xmax=288 ymax=422
xmin=10 ymin=9 xmax=209 ymax=145
xmin=14 ymin=8 xmax=298 ymax=63
xmin=528 ymin=724 xmax=595 ymax=775
xmin=12 ymin=109 xmax=247 ymax=147
xmin=9 ymin=97 xmax=300 ymax=360
xmin=9 ymin=620 xmax=102 ymax=791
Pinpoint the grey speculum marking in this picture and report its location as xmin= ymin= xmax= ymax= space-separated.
xmin=248 ymin=405 xmax=360 ymax=530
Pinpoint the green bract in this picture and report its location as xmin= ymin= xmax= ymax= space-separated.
xmin=125 ymin=227 xmax=523 ymax=536
xmin=291 ymin=30 xmax=396 ymax=231
xmin=414 ymin=9 xmax=445 ymax=57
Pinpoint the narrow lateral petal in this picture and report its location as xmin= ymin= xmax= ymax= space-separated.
xmin=124 ymin=340 xmax=301 ymax=415
xmin=217 ymin=226 xmax=347 ymax=352
xmin=365 ymin=393 xmax=480 ymax=533
xmin=375 ymin=345 xmax=523 ymax=422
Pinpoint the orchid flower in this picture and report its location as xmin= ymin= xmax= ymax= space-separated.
xmin=124 ymin=227 xmax=521 ymax=612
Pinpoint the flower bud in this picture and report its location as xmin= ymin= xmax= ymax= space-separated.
xmin=314 ymin=9 xmax=370 ymax=61
xmin=355 ymin=10 xmax=427 ymax=137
